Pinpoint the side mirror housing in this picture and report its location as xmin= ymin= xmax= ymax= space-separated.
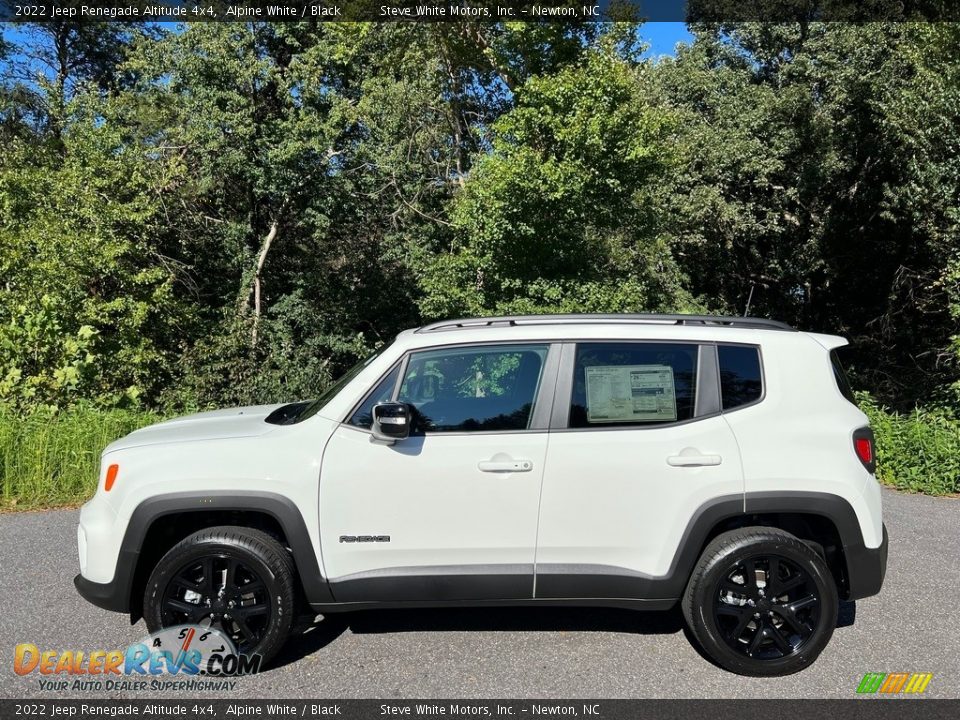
xmin=371 ymin=402 xmax=412 ymax=443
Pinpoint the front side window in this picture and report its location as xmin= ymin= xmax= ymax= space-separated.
xmin=397 ymin=344 xmax=549 ymax=432
xmin=570 ymin=343 xmax=698 ymax=427
xmin=718 ymin=344 xmax=763 ymax=410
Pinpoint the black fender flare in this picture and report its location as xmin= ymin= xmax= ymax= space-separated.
xmin=660 ymin=490 xmax=885 ymax=601
xmin=75 ymin=490 xmax=334 ymax=614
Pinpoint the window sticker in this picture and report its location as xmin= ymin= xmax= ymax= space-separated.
xmin=584 ymin=365 xmax=677 ymax=423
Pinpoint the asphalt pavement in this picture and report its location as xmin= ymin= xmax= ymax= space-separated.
xmin=0 ymin=488 xmax=957 ymax=699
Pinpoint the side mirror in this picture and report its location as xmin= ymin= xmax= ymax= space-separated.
xmin=371 ymin=402 xmax=412 ymax=443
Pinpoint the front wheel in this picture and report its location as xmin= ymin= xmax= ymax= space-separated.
xmin=682 ymin=527 xmax=838 ymax=676
xmin=143 ymin=526 xmax=296 ymax=667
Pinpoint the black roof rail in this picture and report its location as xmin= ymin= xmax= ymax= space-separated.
xmin=415 ymin=314 xmax=796 ymax=333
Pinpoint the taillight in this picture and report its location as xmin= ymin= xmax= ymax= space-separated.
xmin=852 ymin=428 xmax=876 ymax=473
xmin=104 ymin=464 xmax=119 ymax=492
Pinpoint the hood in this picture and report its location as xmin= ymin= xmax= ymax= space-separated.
xmin=103 ymin=404 xmax=284 ymax=454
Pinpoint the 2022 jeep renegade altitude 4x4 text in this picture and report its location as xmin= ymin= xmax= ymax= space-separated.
xmin=74 ymin=314 xmax=888 ymax=676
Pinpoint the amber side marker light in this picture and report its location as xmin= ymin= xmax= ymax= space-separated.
xmin=104 ymin=464 xmax=119 ymax=492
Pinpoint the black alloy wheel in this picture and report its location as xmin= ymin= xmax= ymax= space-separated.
xmin=682 ymin=526 xmax=838 ymax=676
xmin=713 ymin=554 xmax=820 ymax=659
xmin=161 ymin=555 xmax=271 ymax=652
xmin=144 ymin=526 xmax=296 ymax=667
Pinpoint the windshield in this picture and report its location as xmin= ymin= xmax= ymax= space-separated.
xmin=264 ymin=350 xmax=383 ymax=425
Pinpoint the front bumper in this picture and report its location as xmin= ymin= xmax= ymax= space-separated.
xmin=844 ymin=523 xmax=888 ymax=601
xmin=73 ymin=548 xmax=138 ymax=614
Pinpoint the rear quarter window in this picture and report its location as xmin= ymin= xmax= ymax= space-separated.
xmin=718 ymin=344 xmax=763 ymax=410
xmin=830 ymin=350 xmax=857 ymax=404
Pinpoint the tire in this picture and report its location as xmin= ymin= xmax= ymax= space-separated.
xmin=144 ymin=526 xmax=296 ymax=668
xmin=682 ymin=527 xmax=838 ymax=676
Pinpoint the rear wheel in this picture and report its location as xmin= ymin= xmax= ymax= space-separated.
xmin=143 ymin=526 xmax=295 ymax=667
xmin=682 ymin=527 xmax=838 ymax=676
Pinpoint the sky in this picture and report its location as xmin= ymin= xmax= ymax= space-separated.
xmin=2 ymin=21 xmax=695 ymax=56
xmin=0 ymin=21 xmax=694 ymax=87
xmin=640 ymin=22 xmax=694 ymax=58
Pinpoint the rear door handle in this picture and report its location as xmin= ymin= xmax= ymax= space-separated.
xmin=667 ymin=448 xmax=722 ymax=467
xmin=478 ymin=459 xmax=533 ymax=473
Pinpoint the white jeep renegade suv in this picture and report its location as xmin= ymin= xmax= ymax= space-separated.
xmin=75 ymin=314 xmax=887 ymax=676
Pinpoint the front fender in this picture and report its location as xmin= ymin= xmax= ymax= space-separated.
xmin=75 ymin=490 xmax=334 ymax=614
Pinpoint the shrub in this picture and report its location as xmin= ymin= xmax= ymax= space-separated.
xmin=859 ymin=393 xmax=960 ymax=495
xmin=0 ymin=405 xmax=159 ymax=510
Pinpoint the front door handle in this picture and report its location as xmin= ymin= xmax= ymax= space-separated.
xmin=478 ymin=459 xmax=533 ymax=473
xmin=667 ymin=448 xmax=722 ymax=467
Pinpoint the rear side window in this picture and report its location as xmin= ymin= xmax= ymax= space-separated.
xmin=830 ymin=350 xmax=857 ymax=405
xmin=718 ymin=345 xmax=763 ymax=410
xmin=570 ymin=343 xmax=698 ymax=428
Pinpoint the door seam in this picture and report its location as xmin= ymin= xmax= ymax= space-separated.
xmin=531 ymin=428 xmax=551 ymax=599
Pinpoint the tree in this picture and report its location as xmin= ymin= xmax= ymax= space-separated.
xmin=420 ymin=29 xmax=697 ymax=318
xmin=2 ymin=20 xmax=957 ymax=414
xmin=654 ymin=22 xmax=960 ymax=406
xmin=127 ymin=22 xmax=609 ymax=408
xmin=0 ymin=90 xmax=191 ymax=409
xmin=0 ymin=22 xmax=147 ymax=146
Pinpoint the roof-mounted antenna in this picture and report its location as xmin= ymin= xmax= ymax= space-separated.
xmin=744 ymin=283 xmax=756 ymax=317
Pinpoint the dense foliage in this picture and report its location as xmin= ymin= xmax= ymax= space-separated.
xmin=1 ymin=21 xmax=959 ymax=501
xmin=0 ymin=406 xmax=159 ymax=508
xmin=859 ymin=394 xmax=960 ymax=495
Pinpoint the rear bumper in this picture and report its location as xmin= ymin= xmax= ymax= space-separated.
xmin=844 ymin=523 xmax=888 ymax=601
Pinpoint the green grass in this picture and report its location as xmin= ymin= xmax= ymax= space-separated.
xmin=0 ymin=406 xmax=159 ymax=510
xmin=859 ymin=394 xmax=960 ymax=496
